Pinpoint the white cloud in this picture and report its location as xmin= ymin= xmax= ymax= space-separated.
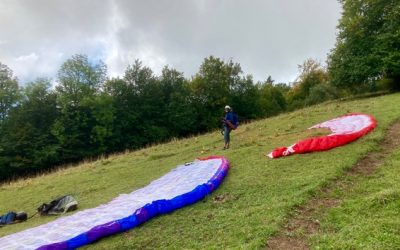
xmin=15 ymin=52 xmax=39 ymax=62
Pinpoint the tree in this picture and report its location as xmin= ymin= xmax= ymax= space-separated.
xmin=265 ymin=75 xmax=274 ymax=84
xmin=124 ymin=60 xmax=170 ymax=145
xmin=286 ymin=59 xmax=331 ymax=110
xmin=190 ymin=56 xmax=242 ymax=130
xmin=328 ymin=0 xmax=400 ymax=91
xmin=103 ymin=78 xmax=136 ymax=151
xmin=159 ymin=66 xmax=196 ymax=136
xmin=0 ymin=63 xmax=20 ymax=123
xmin=0 ymin=79 xmax=59 ymax=179
xmin=56 ymin=54 xmax=107 ymax=107
xmin=230 ymin=75 xmax=262 ymax=120
xmin=53 ymin=54 xmax=108 ymax=162
xmin=257 ymin=81 xmax=287 ymax=117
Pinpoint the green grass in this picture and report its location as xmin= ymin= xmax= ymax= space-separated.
xmin=1 ymin=93 xmax=400 ymax=249
xmin=310 ymin=150 xmax=400 ymax=250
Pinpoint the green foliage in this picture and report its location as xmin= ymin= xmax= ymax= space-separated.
xmin=159 ymin=66 xmax=197 ymax=136
xmin=257 ymin=82 xmax=287 ymax=117
xmin=123 ymin=60 xmax=169 ymax=144
xmin=56 ymin=54 xmax=106 ymax=107
xmin=0 ymin=62 xmax=21 ymax=123
xmin=83 ymin=94 xmax=115 ymax=153
xmin=0 ymin=55 xmax=340 ymax=180
xmin=230 ymin=75 xmax=262 ymax=120
xmin=0 ymin=79 xmax=59 ymax=179
xmin=287 ymin=59 xmax=334 ymax=110
xmin=305 ymin=83 xmax=339 ymax=106
xmin=328 ymin=0 xmax=400 ymax=92
xmin=53 ymin=55 xmax=109 ymax=162
xmin=103 ymin=77 xmax=140 ymax=150
xmin=190 ymin=56 xmax=240 ymax=130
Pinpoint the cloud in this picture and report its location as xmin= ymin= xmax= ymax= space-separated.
xmin=0 ymin=0 xmax=341 ymax=84
xmin=15 ymin=53 xmax=39 ymax=62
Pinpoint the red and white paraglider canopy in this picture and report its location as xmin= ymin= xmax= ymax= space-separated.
xmin=268 ymin=113 xmax=376 ymax=159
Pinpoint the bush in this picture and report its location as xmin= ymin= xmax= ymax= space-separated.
xmin=305 ymin=84 xmax=339 ymax=106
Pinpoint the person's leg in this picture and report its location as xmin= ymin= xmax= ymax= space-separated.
xmin=226 ymin=129 xmax=230 ymax=149
xmin=223 ymin=126 xmax=229 ymax=149
xmin=224 ymin=127 xmax=231 ymax=149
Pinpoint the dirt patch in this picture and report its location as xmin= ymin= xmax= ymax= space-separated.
xmin=213 ymin=194 xmax=227 ymax=204
xmin=267 ymin=236 xmax=309 ymax=250
xmin=212 ymin=193 xmax=239 ymax=204
xmin=266 ymin=121 xmax=400 ymax=250
xmin=350 ymin=122 xmax=400 ymax=175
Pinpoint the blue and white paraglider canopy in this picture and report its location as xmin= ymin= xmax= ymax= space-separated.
xmin=0 ymin=156 xmax=229 ymax=249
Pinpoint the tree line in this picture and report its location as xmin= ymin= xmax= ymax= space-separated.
xmin=0 ymin=0 xmax=398 ymax=180
xmin=0 ymin=55 xmax=291 ymax=180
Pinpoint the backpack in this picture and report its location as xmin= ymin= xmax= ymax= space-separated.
xmin=232 ymin=113 xmax=239 ymax=129
xmin=37 ymin=195 xmax=78 ymax=216
xmin=0 ymin=212 xmax=16 ymax=225
xmin=0 ymin=211 xmax=27 ymax=225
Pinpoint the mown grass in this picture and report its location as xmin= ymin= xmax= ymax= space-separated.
xmin=310 ymin=150 xmax=400 ymax=250
xmin=1 ymin=93 xmax=400 ymax=249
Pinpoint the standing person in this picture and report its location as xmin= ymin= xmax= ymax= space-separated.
xmin=222 ymin=105 xmax=234 ymax=150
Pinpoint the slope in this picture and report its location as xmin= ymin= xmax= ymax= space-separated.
xmin=1 ymin=93 xmax=400 ymax=249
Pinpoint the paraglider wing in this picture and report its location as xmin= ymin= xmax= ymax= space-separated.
xmin=0 ymin=156 xmax=229 ymax=249
xmin=268 ymin=114 xmax=376 ymax=158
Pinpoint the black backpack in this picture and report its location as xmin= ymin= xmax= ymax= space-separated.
xmin=37 ymin=195 xmax=78 ymax=215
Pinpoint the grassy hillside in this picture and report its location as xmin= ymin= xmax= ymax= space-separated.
xmin=1 ymin=93 xmax=400 ymax=249
xmin=311 ymin=148 xmax=400 ymax=249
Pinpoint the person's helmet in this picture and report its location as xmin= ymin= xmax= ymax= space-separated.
xmin=224 ymin=105 xmax=231 ymax=110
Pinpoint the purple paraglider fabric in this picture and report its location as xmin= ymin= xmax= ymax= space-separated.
xmin=0 ymin=156 xmax=229 ymax=250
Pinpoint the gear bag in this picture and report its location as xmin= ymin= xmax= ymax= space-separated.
xmin=37 ymin=195 xmax=78 ymax=215
xmin=0 ymin=211 xmax=27 ymax=225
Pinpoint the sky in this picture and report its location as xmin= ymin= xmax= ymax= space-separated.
xmin=0 ymin=0 xmax=342 ymax=84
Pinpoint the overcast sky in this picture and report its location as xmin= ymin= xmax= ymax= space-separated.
xmin=0 ymin=0 xmax=341 ymax=84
